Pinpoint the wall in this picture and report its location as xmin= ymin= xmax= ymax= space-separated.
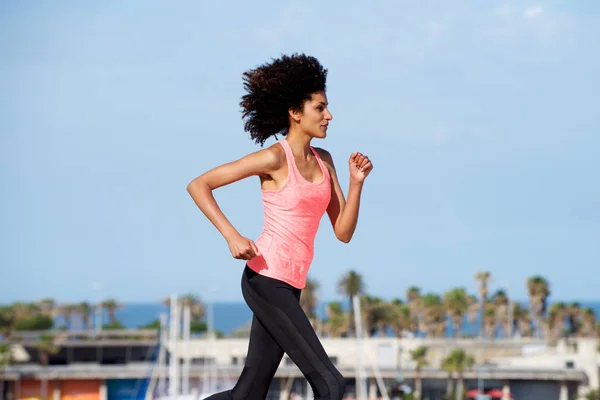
xmin=106 ymin=379 xmax=149 ymax=400
xmin=60 ymin=380 xmax=101 ymax=400
xmin=13 ymin=379 xmax=57 ymax=400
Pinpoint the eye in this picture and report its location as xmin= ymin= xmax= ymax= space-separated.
xmin=317 ymin=106 xmax=325 ymax=111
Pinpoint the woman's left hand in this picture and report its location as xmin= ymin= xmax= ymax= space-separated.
xmin=348 ymin=152 xmax=373 ymax=183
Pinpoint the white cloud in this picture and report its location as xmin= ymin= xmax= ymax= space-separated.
xmin=524 ymin=6 xmax=544 ymax=19
xmin=433 ymin=128 xmax=447 ymax=146
xmin=427 ymin=21 xmax=443 ymax=39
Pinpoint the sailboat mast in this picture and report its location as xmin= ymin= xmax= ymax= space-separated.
xmin=169 ymin=294 xmax=180 ymax=399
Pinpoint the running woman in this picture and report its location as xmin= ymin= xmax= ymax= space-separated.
xmin=187 ymin=53 xmax=373 ymax=400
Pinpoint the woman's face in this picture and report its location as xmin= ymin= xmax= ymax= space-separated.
xmin=293 ymin=90 xmax=333 ymax=139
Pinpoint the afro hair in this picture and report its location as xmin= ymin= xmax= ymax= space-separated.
xmin=240 ymin=53 xmax=328 ymax=146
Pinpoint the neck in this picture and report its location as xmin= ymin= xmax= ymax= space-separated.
xmin=285 ymin=127 xmax=313 ymax=157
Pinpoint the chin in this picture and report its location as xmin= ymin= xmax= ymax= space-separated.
xmin=312 ymin=130 xmax=327 ymax=139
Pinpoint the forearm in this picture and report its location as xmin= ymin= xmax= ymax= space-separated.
xmin=187 ymin=179 xmax=240 ymax=242
xmin=335 ymin=180 xmax=364 ymax=243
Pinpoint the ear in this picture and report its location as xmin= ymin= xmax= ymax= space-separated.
xmin=288 ymin=107 xmax=302 ymax=124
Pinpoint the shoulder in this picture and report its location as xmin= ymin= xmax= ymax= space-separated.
xmin=255 ymin=142 xmax=286 ymax=171
xmin=312 ymin=146 xmax=334 ymax=167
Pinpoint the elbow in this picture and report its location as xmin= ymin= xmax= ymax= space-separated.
xmin=336 ymin=233 xmax=352 ymax=244
xmin=186 ymin=176 xmax=210 ymax=197
xmin=186 ymin=180 xmax=197 ymax=195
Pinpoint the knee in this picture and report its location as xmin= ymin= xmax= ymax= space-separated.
xmin=333 ymin=371 xmax=346 ymax=400
xmin=308 ymin=370 xmax=346 ymax=400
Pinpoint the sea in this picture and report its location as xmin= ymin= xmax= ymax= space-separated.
xmin=57 ymin=300 xmax=600 ymax=338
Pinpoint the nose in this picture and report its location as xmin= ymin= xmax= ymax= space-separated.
xmin=325 ymin=109 xmax=333 ymax=121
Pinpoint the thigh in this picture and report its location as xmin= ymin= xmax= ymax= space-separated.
xmin=241 ymin=269 xmax=340 ymax=383
xmin=231 ymin=314 xmax=284 ymax=400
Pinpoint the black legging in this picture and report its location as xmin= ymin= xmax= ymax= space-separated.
xmin=205 ymin=265 xmax=346 ymax=400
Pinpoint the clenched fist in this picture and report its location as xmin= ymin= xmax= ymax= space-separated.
xmin=349 ymin=152 xmax=373 ymax=183
xmin=227 ymin=234 xmax=261 ymax=260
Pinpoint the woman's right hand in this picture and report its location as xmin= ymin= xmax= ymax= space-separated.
xmin=227 ymin=234 xmax=261 ymax=260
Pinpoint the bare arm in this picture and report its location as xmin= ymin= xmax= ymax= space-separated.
xmin=187 ymin=146 xmax=283 ymax=253
xmin=317 ymin=149 xmax=373 ymax=243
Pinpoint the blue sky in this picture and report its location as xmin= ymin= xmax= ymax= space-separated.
xmin=1 ymin=1 xmax=599 ymax=306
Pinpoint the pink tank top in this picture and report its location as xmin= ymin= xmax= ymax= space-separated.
xmin=247 ymin=139 xmax=331 ymax=289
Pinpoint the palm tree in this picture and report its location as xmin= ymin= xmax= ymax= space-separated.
xmin=38 ymin=298 xmax=56 ymax=318
xmin=475 ymin=271 xmax=491 ymax=339
xmin=420 ymin=293 xmax=445 ymax=337
xmin=337 ymin=270 xmax=365 ymax=336
xmin=579 ymin=389 xmax=600 ymax=400
xmin=491 ymin=290 xmax=509 ymax=337
xmin=512 ymin=303 xmax=532 ymax=337
xmin=406 ymin=287 xmax=422 ymax=335
xmin=101 ymin=299 xmax=121 ymax=325
xmin=580 ymin=308 xmax=597 ymax=338
xmin=178 ymin=294 xmax=205 ymax=321
xmin=58 ymin=304 xmax=76 ymax=330
xmin=567 ymin=302 xmax=582 ymax=337
xmin=0 ymin=307 xmax=16 ymax=339
xmin=547 ymin=302 xmax=568 ymax=340
xmin=11 ymin=302 xmax=40 ymax=321
xmin=409 ymin=346 xmax=428 ymax=400
xmin=444 ymin=348 xmax=475 ymax=400
xmin=35 ymin=334 xmax=60 ymax=400
xmin=483 ymin=303 xmax=497 ymax=339
xmin=526 ymin=275 xmax=550 ymax=338
xmin=466 ymin=295 xmax=480 ymax=328
xmin=389 ymin=302 xmax=411 ymax=337
xmin=360 ymin=295 xmax=382 ymax=336
xmin=440 ymin=355 xmax=455 ymax=398
xmin=300 ymin=277 xmax=320 ymax=328
xmin=362 ymin=296 xmax=400 ymax=337
xmin=323 ymin=302 xmax=349 ymax=338
xmin=77 ymin=302 xmax=93 ymax=330
xmin=443 ymin=288 xmax=470 ymax=338
xmin=0 ymin=342 xmax=14 ymax=400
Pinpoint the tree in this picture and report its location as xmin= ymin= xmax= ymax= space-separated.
xmin=405 ymin=287 xmax=422 ymax=335
xmin=178 ymin=294 xmax=205 ymax=321
xmin=483 ymin=303 xmax=497 ymax=339
xmin=0 ymin=342 xmax=14 ymax=400
xmin=101 ymin=299 xmax=122 ymax=325
xmin=440 ymin=355 xmax=455 ymax=397
xmin=443 ymin=348 xmax=475 ymax=400
xmin=526 ymin=276 xmax=550 ymax=338
xmin=37 ymin=298 xmax=56 ymax=318
xmin=323 ymin=302 xmax=349 ymax=338
xmin=409 ymin=346 xmax=428 ymax=400
xmin=420 ymin=293 xmax=445 ymax=337
xmin=580 ymin=308 xmax=597 ymax=337
xmin=475 ymin=271 xmax=491 ymax=339
xmin=547 ymin=302 xmax=568 ymax=340
xmin=57 ymin=304 xmax=76 ymax=330
xmin=389 ymin=302 xmax=411 ymax=337
xmin=337 ymin=270 xmax=365 ymax=336
xmin=579 ymin=389 xmax=600 ymax=400
xmin=35 ymin=334 xmax=60 ymax=400
xmin=443 ymin=288 xmax=470 ymax=338
xmin=466 ymin=295 xmax=480 ymax=327
xmin=361 ymin=296 xmax=398 ymax=337
xmin=300 ymin=277 xmax=320 ymax=328
xmin=14 ymin=315 xmax=53 ymax=331
xmin=512 ymin=303 xmax=532 ymax=337
xmin=0 ymin=307 xmax=16 ymax=339
xmin=77 ymin=302 xmax=93 ymax=330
